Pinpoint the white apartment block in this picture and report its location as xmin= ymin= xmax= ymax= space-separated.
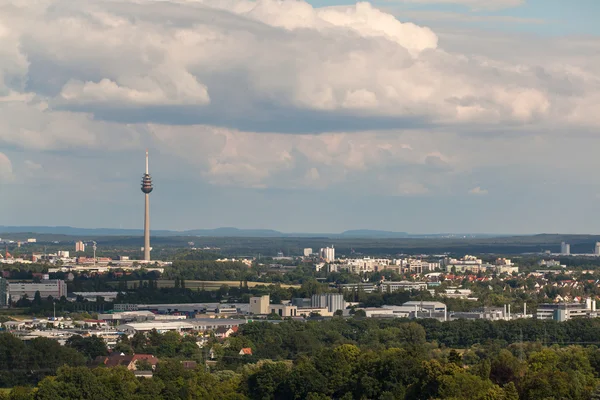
xmin=75 ymin=241 xmax=86 ymax=252
xmin=321 ymin=246 xmax=335 ymax=262
xmin=394 ymin=258 xmax=439 ymax=274
xmin=9 ymin=279 xmax=67 ymax=302
xmin=340 ymin=258 xmax=391 ymax=274
xmin=444 ymin=255 xmax=483 ymax=273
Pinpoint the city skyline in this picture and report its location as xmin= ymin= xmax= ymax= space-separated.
xmin=1 ymin=1 xmax=600 ymax=234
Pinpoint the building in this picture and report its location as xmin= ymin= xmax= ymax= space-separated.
xmin=297 ymin=307 xmax=332 ymax=317
xmin=536 ymin=300 xmax=597 ymax=322
xmin=380 ymin=281 xmax=427 ymax=293
xmin=595 ymin=242 xmax=600 ymax=255
xmin=303 ymin=248 xmax=313 ymax=257
xmin=75 ymin=241 xmax=85 ymax=252
xmin=444 ymin=255 xmax=483 ymax=273
xmin=9 ymin=279 xmax=67 ymax=302
xmin=378 ymin=301 xmax=448 ymax=321
xmin=0 ymin=277 xmax=9 ymax=306
xmin=27 ymin=238 xmax=36 ymax=243
xmin=560 ymin=242 xmax=571 ymax=255
xmin=249 ymin=295 xmax=270 ymax=315
xmin=239 ymin=348 xmax=253 ymax=356
xmin=394 ymin=259 xmax=438 ymax=274
xmin=117 ymin=321 xmax=195 ymax=334
xmin=70 ymin=292 xmax=120 ymax=302
xmin=340 ymin=258 xmax=392 ymax=274
xmin=141 ymin=150 xmax=154 ymax=261
xmin=321 ymin=246 xmax=335 ymax=262
xmin=94 ymin=353 xmax=159 ymax=370
xmin=449 ymin=307 xmax=507 ymax=321
xmin=338 ymin=283 xmax=377 ymax=293
xmin=99 ymin=310 xmax=158 ymax=323
xmin=114 ymin=303 xmax=139 ymax=312
xmin=292 ymin=298 xmax=312 ymax=308
xmin=269 ymin=304 xmax=297 ymax=317
xmin=311 ymin=293 xmax=345 ymax=313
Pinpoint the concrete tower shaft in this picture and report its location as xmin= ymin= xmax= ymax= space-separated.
xmin=141 ymin=150 xmax=152 ymax=261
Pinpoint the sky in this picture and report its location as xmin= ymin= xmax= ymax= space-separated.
xmin=1 ymin=0 xmax=599 ymax=234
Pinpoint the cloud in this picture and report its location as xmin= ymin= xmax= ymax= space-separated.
xmin=469 ymin=186 xmax=488 ymax=195
xmin=0 ymin=152 xmax=14 ymax=182
xmin=2 ymin=0 xmax=600 ymax=233
xmin=1 ymin=0 xmax=595 ymax=140
xmin=381 ymin=9 xmax=545 ymax=24
xmin=381 ymin=0 xmax=525 ymax=11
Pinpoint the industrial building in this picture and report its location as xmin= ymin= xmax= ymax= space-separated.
xmin=9 ymin=279 xmax=67 ymax=302
xmin=249 ymin=295 xmax=270 ymax=315
xmin=311 ymin=293 xmax=345 ymax=313
xmin=536 ymin=299 xmax=597 ymax=322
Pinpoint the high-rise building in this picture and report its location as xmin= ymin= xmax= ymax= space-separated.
xmin=303 ymin=248 xmax=313 ymax=257
xmin=322 ymin=246 xmax=335 ymax=262
xmin=594 ymin=242 xmax=600 ymax=255
xmin=75 ymin=241 xmax=85 ymax=252
xmin=560 ymin=242 xmax=570 ymax=255
xmin=141 ymin=150 xmax=154 ymax=261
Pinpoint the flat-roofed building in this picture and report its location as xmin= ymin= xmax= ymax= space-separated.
xmin=250 ymin=295 xmax=270 ymax=315
xmin=536 ymin=300 xmax=597 ymax=322
xmin=380 ymin=281 xmax=427 ymax=293
xmin=117 ymin=321 xmax=195 ymax=334
xmin=297 ymin=307 xmax=332 ymax=317
xmin=9 ymin=279 xmax=67 ymax=301
xmin=99 ymin=311 xmax=157 ymax=323
xmin=339 ymin=283 xmax=377 ymax=293
xmin=269 ymin=304 xmax=297 ymax=317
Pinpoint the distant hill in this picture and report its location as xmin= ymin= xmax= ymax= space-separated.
xmin=339 ymin=230 xmax=409 ymax=238
xmin=0 ymin=225 xmax=511 ymax=239
xmin=184 ymin=227 xmax=285 ymax=237
xmin=0 ymin=225 xmax=283 ymax=237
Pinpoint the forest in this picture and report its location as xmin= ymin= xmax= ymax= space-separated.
xmin=3 ymin=318 xmax=600 ymax=399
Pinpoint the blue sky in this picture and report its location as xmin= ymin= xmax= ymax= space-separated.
xmin=1 ymin=0 xmax=600 ymax=234
xmin=308 ymin=0 xmax=600 ymax=36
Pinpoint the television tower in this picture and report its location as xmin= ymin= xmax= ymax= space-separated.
xmin=141 ymin=150 xmax=153 ymax=261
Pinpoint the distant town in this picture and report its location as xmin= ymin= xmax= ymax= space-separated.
xmin=3 ymin=233 xmax=600 ymax=346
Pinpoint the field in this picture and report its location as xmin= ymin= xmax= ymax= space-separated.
xmin=117 ymin=280 xmax=300 ymax=290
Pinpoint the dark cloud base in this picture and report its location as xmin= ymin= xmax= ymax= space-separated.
xmin=59 ymin=103 xmax=432 ymax=134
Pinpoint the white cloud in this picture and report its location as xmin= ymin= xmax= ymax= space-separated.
xmin=0 ymin=152 xmax=14 ymax=182
xmin=383 ymin=0 xmax=525 ymax=11
xmin=0 ymin=0 xmax=599 ymax=209
xmin=469 ymin=186 xmax=488 ymax=195
xmin=0 ymin=0 xmax=594 ymax=140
